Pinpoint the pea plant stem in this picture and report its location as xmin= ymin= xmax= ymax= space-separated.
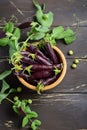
xmin=25 ymin=36 xmax=30 ymax=43
xmin=6 ymin=97 xmax=14 ymax=104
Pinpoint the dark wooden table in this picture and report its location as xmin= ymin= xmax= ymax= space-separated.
xmin=0 ymin=0 xmax=87 ymax=130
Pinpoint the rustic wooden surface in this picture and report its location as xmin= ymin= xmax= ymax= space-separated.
xmin=0 ymin=0 xmax=87 ymax=130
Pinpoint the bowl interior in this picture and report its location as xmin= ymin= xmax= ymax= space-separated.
xmin=17 ymin=46 xmax=67 ymax=91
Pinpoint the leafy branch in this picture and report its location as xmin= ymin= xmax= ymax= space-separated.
xmin=13 ymin=98 xmax=41 ymax=129
xmin=0 ymin=70 xmax=41 ymax=130
xmin=26 ymin=0 xmax=76 ymax=45
xmin=0 ymin=21 xmax=21 ymax=58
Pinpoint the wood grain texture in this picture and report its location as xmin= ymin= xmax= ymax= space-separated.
xmin=0 ymin=0 xmax=87 ymax=130
xmin=0 ymin=0 xmax=87 ymax=26
xmin=0 ymin=94 xmax=87 ymax=130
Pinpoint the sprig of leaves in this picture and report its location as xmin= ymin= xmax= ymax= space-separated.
xmin=13 ymin=98 xmax=41 ymax=130
xmin=32 ymin=0 xmax=53 ymax=28
xmin=0 ymin=70 xmax=41 ymax=130
xmin=0 ymin=21 xmax=21 ymax=57
xmin=27 ymin=0 xmax=53 ymax=41
xmin=44 ymin=26 xmax=76 ymax=46
xmin=0 ymin=70 xmax=16 ymax=104
xmin=26 ymin=0 xmax=76 ymax=45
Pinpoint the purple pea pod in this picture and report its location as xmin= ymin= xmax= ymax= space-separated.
xmin=31 ymin=70 xmax=54 ymax=79
xmin=27 ymin=44 xmax=51 ymax=63
xmin=42 ymin=75 xmax=58 ymax=86
xmin=18 ymin=22 xmax=31 ymax=29
xmin=0 ymin=29 xmax=6 ymax=38
xmin=45 ymin=42 xmax=59 ymax=64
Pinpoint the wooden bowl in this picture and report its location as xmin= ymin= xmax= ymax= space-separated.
xmin=17 ymin=46 xmax=67 ymax=91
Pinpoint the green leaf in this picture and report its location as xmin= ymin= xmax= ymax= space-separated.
xmin=42 ymin=12 xmax=54 ymax=27
xmin=64 ymin=35 xmax=76 ymax=44
xmin=0 ymin=37 xmax=9 ymax=46
xmin=8 ymin=40 xmax=20 ymax=58
xmin=0 ymin=93 xmax=9 ymax=104
xmin=3 ymin=22 xmax=14 ymax=33
xmin=13 ymin=100 xmax=21 ymax=114
xmin=0 ymin=70 xmax=12 ymax=80
xmin=52 ymin=26 xmax=64 ymax=39
xmin=29 ymin=31 xmax=45 ymax=40
xmin=13 ymin=28 xmax=20 ymax=40
xmin=22 ymin=115 xmax=29 ymax=127
xmin=33 ymin=0 xmax=53 ymax=27
xmin=64 ymin=28 xmax=75 ymax=37
xmin=1 ymin=80 xmax=10 ymax=93
xmin=35 ymin=25 xmax=49 ymax=33
xmin=25 ymin=106 xmax=31 ymax=113
xmin=9 ymin=46 xmax=17 ymax=58
xmin=13 ymin=105 xmax=19 ymax=114
xmin=37 ymin=11 xmax=53 ymax=28
xmin=44 ymin=33 xmax=56 ymax=46
xmin=64 ymin=28 xmax=76 ymax=44
xmin=28 ymin=111 xmax=38 ymax=119
xmin=0 ymin=88 xmax=15 ymax=104
xmin=31 ymin=120 xmax=41 ymax=130
xmin=21 ymin=100 xmax=26 ymax=112
xmin=0 ymin=80 xmax=10 ymax=104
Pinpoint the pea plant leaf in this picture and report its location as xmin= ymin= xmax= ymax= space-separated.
xmin=28 ymin=111 xmax=38 ymax=119
xmin=44 ymin=33 xmax=56 ymax=46
xmin=0 ymin=37 xmax=9 ymax=46
xmin=0 ymin=79 xmax=10 ymax=104
xmin=52 ymin=26 xmax=65 ymax=39
xmin=44 ymin=26 xmax=76 ymax=46
xmin=31 ymin=120 xmax=41 ymax=130
xmin=0 ymin=70 xmax=12 ymax=80
xmin=35 ymin=25 xmax=49 ymax=33
xmin=33 ymin=0 xmax=53 ymax=28
xmin=13 ymin=28 xmax=21 ymax=40
xmin=63 ymin=28 xmax=77 ymax=44
xmin=27 ymin=21 xmax=49 ymax=41
xmin=1 ymin=79 xmax=10 ymax=93
xmin=0 ymin=80 xmax=13 ymax=104
xmin=3 ymin=21 xmax=14 ymax=33
xmin=0 ymin=93 xmax=9 ymax=104
xmin=28 ymin=31 xmax=45 ymax=40
xmin=13 ymin=100 xmax=21 ymax=114
xmin=22 ymin=115 xmax=29 ymax=127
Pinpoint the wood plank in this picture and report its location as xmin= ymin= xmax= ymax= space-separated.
xmin=52 ymin=58 xmax=87 ymax=93
xmin=0 ymin=0 xmax=87 ymax=26
xmin=0 ymin=1 xmax=87 ymax=130
xmin=0 ymin=94 xmax=87 ymax=130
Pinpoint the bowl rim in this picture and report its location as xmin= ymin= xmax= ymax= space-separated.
xmin=17 ymin=46 xmax=67 ymax=91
